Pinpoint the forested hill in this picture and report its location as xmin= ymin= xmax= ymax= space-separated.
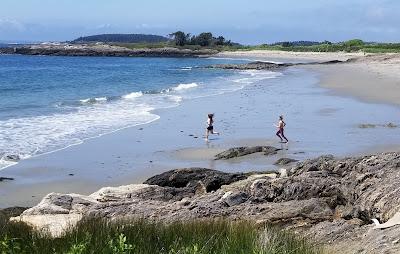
xmin=72 ymin=34 xmax=169 ymax=43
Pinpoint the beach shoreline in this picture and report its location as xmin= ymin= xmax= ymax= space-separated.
xmin=1 ymin=51 xmax=400 ymax=208
xmin=219 ymin=50 xmax=400 ymax=106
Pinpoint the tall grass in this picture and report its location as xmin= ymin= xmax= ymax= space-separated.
xmin=0 ymin=211 xmax=322 ymax=254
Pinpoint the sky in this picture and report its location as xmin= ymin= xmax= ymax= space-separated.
xmin=0 ymin=0 xmax=399 ymax=44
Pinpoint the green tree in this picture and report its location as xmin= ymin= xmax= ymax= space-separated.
xmin=214 ymin=36 xmax=225 ymax=45
xmin=196 ymin=32 xmax=213 ymax=46
xmin=168 ymin=31 xmax=190 ymax=46
xmin=281 ymin=41 xmax=293 ymax=47
xmin=344 ymin=39 xmax=364 ymax=47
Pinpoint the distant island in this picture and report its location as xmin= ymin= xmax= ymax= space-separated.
xmin=1 ymin=32 xmax=400 ymax=58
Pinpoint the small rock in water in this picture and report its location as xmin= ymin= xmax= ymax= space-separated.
xmin=3 ymin=154 xmax=20 ymax=162
xmin=0 ymin=177 xmax=14 ymax=182
xmin=188 ymin=134 xmax=194 ymax=136
xmin=68 ymin=174 xmax=74 ymax=176
xmin=215 ymin=146 xmax=281 ymax=160
xmin=138 ymin=128 xmax=144 ymax=130
xmin=194 ymin=136 xmax=198 ymax=139
xmin=358 ymin=123 xmax=376 ymax=128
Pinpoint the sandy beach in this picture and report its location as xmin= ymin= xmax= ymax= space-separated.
xmin=2 ymin=51 xmax=400 ymax=208
xmin=220 ymin=50 xmax=400 ymax=106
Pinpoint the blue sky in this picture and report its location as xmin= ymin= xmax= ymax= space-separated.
xmin=0 ymin=0 xmax=399 ymax=44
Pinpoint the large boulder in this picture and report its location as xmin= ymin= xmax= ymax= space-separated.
xmin=144 ymin=168 xmax=246 ymax=192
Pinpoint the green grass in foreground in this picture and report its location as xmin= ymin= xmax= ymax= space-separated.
xmin=0 ymin=212 xmax=322 ymax=254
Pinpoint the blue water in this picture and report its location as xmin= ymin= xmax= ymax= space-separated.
xmin=0 ymin=55 xmax=280 ymax=169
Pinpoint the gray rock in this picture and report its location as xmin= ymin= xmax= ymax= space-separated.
xmin=0 ymin=177 xmax=14 ymax=182
xmin=12 ymin=152 xmax=400 ymax=253
xmin=208 ymin=60 xmax=345 ymax=71
xmin=3 ymin=154 xmax=20 ymax=162
xmin=221 ymin=191 xmax=249 ymax=207
xmin=215 ymin=146 xmax=281 ymax=160
xmin=0 ymin=207 xmax=28 ymax=218
xmin=274 ymin=158 xmax=298 ymax=165
xmin=144 ymin=168 xmax=246 ymax=193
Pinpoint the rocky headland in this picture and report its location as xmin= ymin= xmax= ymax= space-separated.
xmin=9 ymin=149 xmax=400 ymax=253
xmin=0 ymin=43 xmax=219 ymax=57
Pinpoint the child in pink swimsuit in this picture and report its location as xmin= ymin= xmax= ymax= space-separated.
xmin=276 ymin=115 xmax=288 ymax=143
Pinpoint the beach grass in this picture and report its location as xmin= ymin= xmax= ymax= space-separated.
xmin=0 ymin=212 xmax=322 ymax=254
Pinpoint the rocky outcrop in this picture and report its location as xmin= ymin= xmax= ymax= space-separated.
xmin=208 ymin=60 xmax=345 ymax=70
xmin=0 ymin=207 xmax=28 ymax=218
xmin=209 ymin=61 xmax=293 ymax=70
xmin=144 ymin=168 xmax=246 ymax=193
xmin=11 ymin=152 xmax=400 ymax=253
xmin=0 ymin=44 xmax=218 ymax=57
xmin=214 ymin=146 xmax=281 ymax=160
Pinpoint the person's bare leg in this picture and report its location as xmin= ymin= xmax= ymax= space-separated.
xmin=205 ymin=130 xmax=209 ymax=140
xmin=281 ymin=130 xmax=288 ymax=143
xmin=276 ymin=130 xmax=283 ymax=142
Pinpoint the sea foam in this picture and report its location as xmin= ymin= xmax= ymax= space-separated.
xmin=172 ymin=83 xmax=199 ymax=91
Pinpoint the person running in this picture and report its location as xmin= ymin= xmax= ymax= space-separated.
xmin=275 ymin=115 xmax=288 ymax=143
xmin=205 ymin=113 xmax=219 ymax=140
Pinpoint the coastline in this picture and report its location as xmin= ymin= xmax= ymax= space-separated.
xmin=0 ymin=43 xmax=219 ymax=57
xmin=2 ymin=56 xmax=400 ymax=207
xmin=2 ymin=50 xmax=400 ymax=253
xmin=308 ymin=62 xmax=400 ymax=107
xmin=219 ymin=50 xmax=400 ymax=106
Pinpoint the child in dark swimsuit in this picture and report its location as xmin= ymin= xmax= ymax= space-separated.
xmin=276 ymin=115 xmax=288 ymax=143
xmin=205 ymin=113 xmax=219 ymax=140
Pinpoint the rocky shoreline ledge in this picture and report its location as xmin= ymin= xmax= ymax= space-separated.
xmin=7 ymin=149 xmax=400 ymax=253
xmin=207 ymin=59 xmax=345 ymax=70
xmin=0 ymin=43 xmax=219 ymax=57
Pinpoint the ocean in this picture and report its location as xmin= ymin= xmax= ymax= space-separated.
xmin=0 ymin=55 xmax=280 ymax=169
